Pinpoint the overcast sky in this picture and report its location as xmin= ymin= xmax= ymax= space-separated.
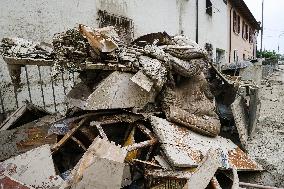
xmin=243 ymin=0 xmax=284 ymax=54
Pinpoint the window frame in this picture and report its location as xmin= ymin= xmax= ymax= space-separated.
xmin=242 ymin=20 xmax=245 ymax=39
xmin=233 ymin=11 xmax=241 ymax=35
xmin=206 ymin=0 xmax=213 ymax=16
xmin=249 ymin=28 xmax=254 ymax=43
xmin=233 ymin=11 xmax=237 ymax=33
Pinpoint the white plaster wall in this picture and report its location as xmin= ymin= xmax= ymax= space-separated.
xmin=96 ymin=0 xmax=180 ymax=38
xmin=179 ymin=0 xmax=196 ymax=39
xmin=0 ymin=0 xmax=97 ymax=114
xmin=179 ymin=0 xmax=229 ymax=64
xmin=197 ymin=0 xmax=229 ymax=63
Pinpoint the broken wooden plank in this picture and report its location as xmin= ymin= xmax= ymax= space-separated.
xmin=0 ymin=144 xmax=63 ymax=188
xmin=209 ymin=177 xmax=222 ymax=189
xmin=210 ymin=63 xmax=235 ymax=85
xmin=183 ymin=149 xmax=221 ymax=189
xmin=0 ymin=102 xmax=49 ymax=131
xmin=145 ymin=169 xmax=195 ymax=179
xmin=90 ymin=121 xmax=108 ymax=139
xmin=239 ymin=182 xmax=283 ymax=189
xmin=80 ymin=62 xmax=138 ymax=72
xmin=3 ymin=56 xmax=53 ymax=66
xmin=150 ymin=116 xmax=262 ymax=171
xmin=51 ymin=117 xmax=88 ymax=154
xmin=124 ymin=124 xmax=157 ymax=152
xmin=71 ymin=136 xmax=87 ymax=151
xmin=132 ymin=159 xmax=163 ymax=168
xmin=89 ymin=112 xmax=143 ymax=125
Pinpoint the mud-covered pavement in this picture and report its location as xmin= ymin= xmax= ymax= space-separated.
xmin=240 ymin=65 xmax=284 ymax=187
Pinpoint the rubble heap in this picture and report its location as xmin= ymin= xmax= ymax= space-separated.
xmin=0 ymin=25 xmax=272 ymax=189
xmin=0 ymin=37 xmax=54 ymax=60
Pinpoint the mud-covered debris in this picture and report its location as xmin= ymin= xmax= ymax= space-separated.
xmin=150 ymin=116 xmax=262 ymax=171
xmin=0 ymin=115 xmax=58 ymax=161
xmin=0 ymin=144 xmax=63 ymax=188
xmin=63 ymin=137 xmax=127 ymax=188
xmin=0 ymin=25 xmax=266 ymax=188
xmin=231 ymin=95 xmax=249 ymax=148
xmin=183 ymin=149 xmax=221 ymax=189
xmin=83 ymin=71 xmax=157 ymax=110
xmin=0 ymin=37 xmax=54 ymax=59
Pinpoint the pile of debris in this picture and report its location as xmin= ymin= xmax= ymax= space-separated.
xmin=0 ymin=37 xmax=54 ymax=60
xmin=0 ymin=25 xmax=273 ymax=189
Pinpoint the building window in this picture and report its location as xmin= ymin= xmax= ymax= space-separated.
xmin=234 ymin=50 xmax=238 ymax=62
xmin=242 ymin=21 xmax=249 ymax=40
xmin=242 ymin=20 xmax=245 ymax=38
xmin=205 ymin=43 xmax=213 ymax=60
xmin=98 ymin=10 xmax=134 ymax=44
xmin=245 ymin=24 xmax=249 ymax=40
xmin=233 ymin=11 xmax=237 ymax=33
xmin=216 ymin=49 xmax=225 ymax=64
xmin=237 ymin=16 xmax=241 ymax=34
xmin=249 ymin=28 xmax=254 ymax=43
xmin=233 ymin=11 xmax=240 ymax=34
xmin=206 ymin=0 xmax=213 ymax=16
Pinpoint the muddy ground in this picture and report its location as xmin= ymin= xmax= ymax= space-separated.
xmin=239 ymin=65 xmax=284 ymax=187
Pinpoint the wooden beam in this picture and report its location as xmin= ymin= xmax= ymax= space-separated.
xmin=51 ymin=117 xmax=88 ymax=154
xmin=239 ymin=182 xmax=284 ymax=189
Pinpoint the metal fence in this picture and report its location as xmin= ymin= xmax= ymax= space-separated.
xmin=0 ymin=64 xmax=77 ymax=115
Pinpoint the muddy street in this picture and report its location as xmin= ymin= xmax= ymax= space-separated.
xmin=241 ymin=65 xmax=284 ymax=187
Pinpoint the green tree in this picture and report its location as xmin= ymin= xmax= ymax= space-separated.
xmin=257 ymin=50 xmax=279 ymax=59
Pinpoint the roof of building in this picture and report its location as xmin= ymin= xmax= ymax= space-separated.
xmin=230 ymin=0 xmax=261 ymax=30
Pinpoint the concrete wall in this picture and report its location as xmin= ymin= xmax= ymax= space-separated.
xmin=0 ymin=0 xmax=97 ymax=114
xmin=227 ymin=2 xmax=258 ymax=64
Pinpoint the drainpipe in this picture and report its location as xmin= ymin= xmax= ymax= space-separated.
xmin=179 ymin=0 xmax=183 ymax=34
xmin=196 ymin=0 xmax=199 ymax=43
xmin=229 ymin=6 xmax=233 ymax=63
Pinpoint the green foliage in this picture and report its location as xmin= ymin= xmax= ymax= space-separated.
xmin=257 ymin=50 xmax=279 ymax=59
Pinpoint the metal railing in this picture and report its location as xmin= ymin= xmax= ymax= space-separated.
xmin=0 ymin=64 xmax=77 ymax=115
